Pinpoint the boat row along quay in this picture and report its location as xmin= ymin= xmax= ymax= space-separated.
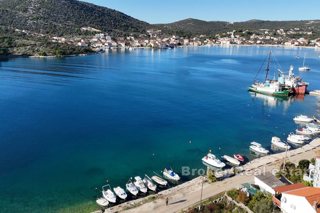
xmin=92 ymin=137 xmax=320 ymax=213
xmin=93 ymin=114 xmax=320 ymax=212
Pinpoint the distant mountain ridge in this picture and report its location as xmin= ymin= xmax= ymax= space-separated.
xmin=158 ymin=18 xmax=320 ymax=36
xmin=0 ymin=0 xmax=149 ymax=35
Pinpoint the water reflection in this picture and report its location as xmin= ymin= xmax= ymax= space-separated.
xmin=249 ymin=92 xmax=307 ymax=111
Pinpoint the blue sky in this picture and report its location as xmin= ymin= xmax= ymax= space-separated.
xmin=85 ymin=0 xmax=320 ymax=24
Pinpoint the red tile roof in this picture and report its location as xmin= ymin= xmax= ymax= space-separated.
xmin=274 ymin=183 xmax=305 ymax=193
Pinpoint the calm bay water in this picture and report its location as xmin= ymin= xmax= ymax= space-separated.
xmin=0 ymin=46 xmax=320 ymax=212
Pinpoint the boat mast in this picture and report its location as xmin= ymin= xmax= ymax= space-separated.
xmin=265 ymin=51 xmax=271 ymax=81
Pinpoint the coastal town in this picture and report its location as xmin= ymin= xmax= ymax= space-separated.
xmin=47 ymin=27 xmax=320 ymax=53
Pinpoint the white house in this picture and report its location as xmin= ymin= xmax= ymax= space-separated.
xmin=303 ymin=156 xmax=320 ymax=187
xmin=273 ymin=184 xmax=320 ymax=213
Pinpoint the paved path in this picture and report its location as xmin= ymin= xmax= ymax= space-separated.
xmin=102 ymin=138 xmax=320 ymax=213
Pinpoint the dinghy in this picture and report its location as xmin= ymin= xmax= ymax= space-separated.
xmin=151 ymin=174 xmax=168 ymax=187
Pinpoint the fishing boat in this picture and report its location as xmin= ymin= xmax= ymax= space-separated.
xmin=221 ymin=155 xmax=240 ymax=166
xmin=287 ymin=133 xmax=310 ymax=144
xmin=249 ymin=142 xmax=269 ymax=154
xmin=278 ymin=65 xmax=308 ymax=95
xmin=113 ymin=186 xmax=127 ymax=200
xmin=202 ymin=152 xmax=226 ymax=169
xmin=96 ymin=197 xmax=109 ymax=208
xmin=293 ymin=115 xmax=314 ymax=123
xmin=233 ymin=154 xmax=245 ymax=162
xmin=102 ymin=185 xmax=117 ymax=203
xmin=133 ymin=176 xmax=148 ymax=193
xmin=248 ymin=51 xmax=291 ymax=97
xmin=296 ymin=127 xmax=317 ymax=136
xmin=151 ymin=174 xmax=168 ymax=187
xmin=271 ymin=136 xmax=291 ymax=150
xmin=298 ymin=54 xmax=311 ymax=72
xmin=126 ymin=178 xmax=139 ymax=196
xmin=163 ymin=168 xmax=180 ymax=181
xmin=143 ymin=175 xmax=157 ymax=192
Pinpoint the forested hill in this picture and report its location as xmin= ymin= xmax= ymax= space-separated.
xmin=0 ymin=0 xmax=149 ymax=36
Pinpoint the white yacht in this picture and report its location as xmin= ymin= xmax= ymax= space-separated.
xmin=143 ymin=175 xmax=157 ymax=192
xmin=271 ymin=136 xmax=291 ymax=150
xmin=125 ymin=179 xmax=139 ymax=196
xmin=293 ymin=115 xmax=314 ymax=123
xmin=221 ymin=155 xmax=240 ymax=166
xmin=134 ymin=176 xmax=148 ymax=193
xmin=96 ymin=197 xmax=109 ymax=208
xmin=202 ymin=153 xmax=226 ymax=168
xmin=249 ymin=142 xmax=269 ymax=154
xmin=287 ymin=133 xmax=310 ymax=144
xmin=113 ymin=186 xmax=127 ymax=200
xmin=151 ymin=175 xmax=168 ymax=187
xmin=102 ymin=185 xmax=117 ymax=203
xmin=163 ymin=168 xmax=180 ymax=181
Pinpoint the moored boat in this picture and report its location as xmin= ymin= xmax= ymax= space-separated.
xmin=233 ymin=154 xmax=245 ymax=162
xmin=221 ymin=155 xmax=240 ymax=166
xmin=271 ymin=136 xmax=291 ymax=150
xmin=293 ymin=115 xmax=314 ymax=123
xmin=295 ymin=127 xmax=317 ymax=136
xmin=113 ymin=186 xmax=127 ymax=200
xmin=279 ymin=65 xmax=308 ymax=95
xmin=306 ymin=123 xmax=320 ymax=132
xmin=202 ymin=152 xmax=226 ymax=169
xmin=126 ymin=178 xmax=139 ymax=196
xmin=102 ymin=185 xmax=117 ymax=203
xmin=248 ymin=51 xmax=291 ymax=97
xmin=298 ymin=54 xmax=311 ymax=72
xmin=163 ymin=168 xmax=180 ymax=181
xmin=96 ymin=197 xmax=109 ymax=208
xmin=310 ymin=90 xmax=320 ymax=96
xmin=143 ymin=175 xmax=157 ymax=192
xmin=249 ymin=142 xmax=269 ymax=154
xmin=287 ymin=133 xmax=309 ymax=144
xmin=151 ymin=174 xmax=168 ymax=187
xmin=134 ymin=176 xmax=148 ymax=193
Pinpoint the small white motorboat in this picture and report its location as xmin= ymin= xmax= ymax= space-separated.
xmin=306 ymin=123 xmax=320 ymax=133
xmin=113 ymin=186 xmax=127 ymax=200
xmin=271 ymin=136 xmax=291 ymax=150
xmin=249 ymin=142 xmax=269 ymax=154
xmin=134 ymin=176 xmax=148 ymax=193
xmin=163 ymin=168 xmax=180 ymax=181
xmin=151 ymin=175 xmax=168 ymax=187
xmin=293 ymin=115 xmax=314 ymax=123
xmin=126 ymin=179 xmax=139 ymax=196
xmin=202 ymin=153 xmax=226 ymax=169
xmin=102 ymin=185 xmax=117 ymax=203
xmin=287 ymin=133 xmax=308 ymax=144
xmin=296 ymin=127 xmax=317 ymax=136
xmin=143 ymin=175 xmax=157 ymax=192
xmin=221 ymin=155 xmax=240 ymax=166
xmin=309 ymin=90 xmax=320 ymax=96
xmin=96 ymin=197 xmax=109 ymax=208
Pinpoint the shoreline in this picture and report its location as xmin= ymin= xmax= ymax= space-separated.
xmin=1 ymin=44 xmax=319 ymax=59
xmin=96 ymin=138 xmax=320 ymax=213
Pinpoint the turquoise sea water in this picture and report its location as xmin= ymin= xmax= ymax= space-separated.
xmin=0 ymin=46 xmax=320 ymax=212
